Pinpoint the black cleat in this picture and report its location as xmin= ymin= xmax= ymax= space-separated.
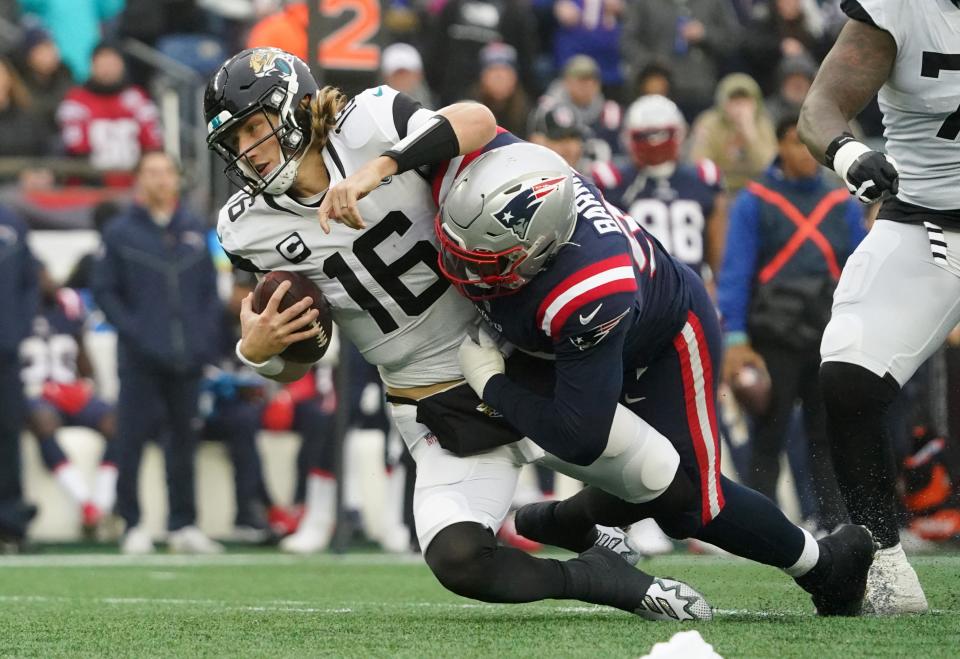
xmin=797 ymin=524 xmax=877 ymax=616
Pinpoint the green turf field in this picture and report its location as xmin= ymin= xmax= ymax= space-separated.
xmin=1 ymin=550 xmax=958 ymax=658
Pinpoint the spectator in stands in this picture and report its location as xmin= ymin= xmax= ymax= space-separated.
xmin=92 ymin=151 xmax=223 ymax=555
xmin=716 ymin=115 xmax=863 ymax=532
xmin=551 ymin=0 xmax=626 ymax=101
xmin=246 ymin=2 xmax=308 ymax=61
xmin=425 ymin=0 xmax=539 ymax=106
xmin=689 ymin=73 xmax=777 ymax=195
xmin=621 ymin=0 xmax=740 ymax=121
xmin=542 ymin=55 xmax=622 ymax=163
xmin=380 ymin=42 xmax=433 ymax=108
xmin=0 ymin=57 xmax=51 ymax=156
xmin=469 ymin=43 xmax=530 ymax=138
xmin=15 ymin=26 xmax=73 ymax=140
xmin=633 ymin=60 xmax=673 ymax=102
xmin=764 ymin=54 xmax=818 ymax=128
xmin=18 ymin=0 xmax=125 ymax=82
xmin=56 ymin=42 xmax=163 ymax=186
xmin=20 ymin=266 xmax=119 ymax=533
xmin=0 ymin=202 xmax=38 ymax=551
xmin=527 ymin=101 xmax=591 ymax=171
xmin=741 ymin=0 xmax=827 ymax=96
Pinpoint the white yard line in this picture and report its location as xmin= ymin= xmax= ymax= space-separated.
xmin=0 ymin=552 xmax=424 ymax=569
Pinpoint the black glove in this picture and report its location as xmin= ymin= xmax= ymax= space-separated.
xmin=826 ymin=134 xmax=899 ymax=203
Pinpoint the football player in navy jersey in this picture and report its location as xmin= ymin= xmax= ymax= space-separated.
xmin=595 ymin=95 xmax=727 ymax=284
xmin=437 ymin=141 xmax=877 ymax=616
xmin=20 ymin=266 xmax=119 ymax=531
xmin=208 ymin=48 xmax=715 ymax=621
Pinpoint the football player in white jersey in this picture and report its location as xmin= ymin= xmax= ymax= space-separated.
xmin=799 ymin=0 xmax=960 ymax=614
xmin=204 ymin=48 xmax=713 ymax=620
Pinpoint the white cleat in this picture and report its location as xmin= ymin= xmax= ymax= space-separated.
xmin=628 ymin=518 xmax=675 ymax=556
xmin=167 ymin=526 xmax=225 ymax=555
xmin=635 ymin=578 xmax=713 ymax=621
xmin=595 ymin=525 xmax=643 ymax=566
xmin=121 ymin=526 xmax=155 ymax=555
xmin=279 ymin=524 xmax=333 ymax=554
xmin=862 ymin=543 xmax=928 ymax=615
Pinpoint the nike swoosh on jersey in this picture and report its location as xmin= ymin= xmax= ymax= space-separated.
xmin=579 ymin=304 xmax=603 ymax=325
xmin=624 ymin=394 xmax=646 ymax=404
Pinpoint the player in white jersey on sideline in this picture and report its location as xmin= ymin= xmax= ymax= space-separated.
xmin=799 ymin=0 xmax=960 ymax=614
xmin=205 ymin=47 xmax=713 ymax=620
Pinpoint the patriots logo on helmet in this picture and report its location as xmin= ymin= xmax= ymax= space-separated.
xmin=493 ymin=176 xmax=567 ymax=239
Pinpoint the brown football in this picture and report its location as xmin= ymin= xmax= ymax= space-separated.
xmin=252 ymin=271 xmax=332 ymax=363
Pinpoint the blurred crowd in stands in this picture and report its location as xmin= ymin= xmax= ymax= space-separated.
xmin=1 ymin=0 xmax=959 ymax=555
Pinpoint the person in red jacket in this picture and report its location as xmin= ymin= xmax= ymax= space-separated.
xmin=56 ymin=42 xmax=162 ymax=186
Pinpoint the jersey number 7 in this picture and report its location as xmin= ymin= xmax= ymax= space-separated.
xmin=921 ymin=52 xmax=960 ymax=140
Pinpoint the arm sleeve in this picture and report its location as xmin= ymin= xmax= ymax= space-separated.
xmin=483 ymin=293 xmax=635 ymax=466
xmin=716 ymin=190 xmax=760 ymax=334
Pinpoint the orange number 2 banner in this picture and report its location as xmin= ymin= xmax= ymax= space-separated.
xmin=319 ymin=0 xmax=381 ymax=71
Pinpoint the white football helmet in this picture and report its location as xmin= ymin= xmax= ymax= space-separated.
xmin=436 ymin=143 xmax=576 ymax=300
xmin=623 ymin=94 xmax=686 ymax=174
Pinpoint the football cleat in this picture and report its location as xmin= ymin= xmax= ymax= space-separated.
xmin=862 ymin=543 xmax=928 ymax=615
xmin=279 ymin=523 xmax=333 ymax=554
xmin=121 ymin=526 xmax=155 ymax=555
xmin=594 ymin=525 xmax=643 ymax=566
xmin=635 ymin=578 xmax=713 ymax=622
xmin=81 ymin=502 xmax=102 ymax=530
xmin=628 ymin=518 xmax=675 ymax=556
xmin=168 ymin=526 xmax=225 ymax=554
xmin=797 ymin=524 xmax=876 ymax=616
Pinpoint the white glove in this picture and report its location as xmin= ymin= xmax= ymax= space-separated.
xmin=458 ymin=328 xmax=505 ymax=397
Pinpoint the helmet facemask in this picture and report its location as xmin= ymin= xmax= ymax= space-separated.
xmin=208 ymin=87 xmax=310 ymax=196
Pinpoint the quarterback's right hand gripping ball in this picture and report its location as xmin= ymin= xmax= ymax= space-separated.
xmin=253 ymin=271 xmax=332 ymax=363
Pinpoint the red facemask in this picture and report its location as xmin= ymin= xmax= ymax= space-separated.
xmin=628 ymin=127 xmax=681 ymax=168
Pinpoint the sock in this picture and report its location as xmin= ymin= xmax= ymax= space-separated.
xmin=425 ymin=522 xmax=651 ymax=613
xmin=519 ymin=500 xmax=597 ymax=553
xmin=821 ymin=362 xmax=901 ymax=548
xmin=93 ymin=463 xmax=118 ymax=513
xmin=783 ymin=528 xmax=821 ymax=577
xmin=382 ymin=464 xmax=406 ymax=531
xmin=695 ymin=477 xmax=808 ymax=569
xmin=344 ymin=429 xmax=381 ymax=512
xmin=300 ymin=469 xmax=335 ymax=529
xmin=559 ymin=548 xmax=654 ymax=613
xmin=38 ymin=435 xmax=68 ymax=471
xmin=54 ymin=462 xmax=91 ymax=506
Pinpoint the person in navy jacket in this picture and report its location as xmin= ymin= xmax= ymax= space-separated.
xmin=93 ymin=151 xmax=223 ymax=554
xmin=717 ymin=116 xmax=866 ymax=531
xmin=0 ymin=204 xmax=38 ymax=548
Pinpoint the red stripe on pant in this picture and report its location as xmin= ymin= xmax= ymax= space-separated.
xmin=672 ymin=312 xmax=724 ymax=525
